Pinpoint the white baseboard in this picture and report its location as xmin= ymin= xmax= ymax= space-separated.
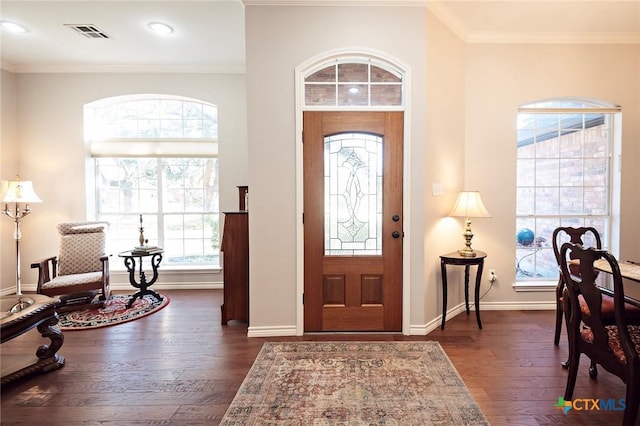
xmin=247 ymin=325 xmax=298 ymax=337
xmin=17 ymin=281 xmax=223 ymax=293
xmin=409 ymin=301 xmax=556 ymax=336
xmin=2 ymin=287 xmax=554 ymax=337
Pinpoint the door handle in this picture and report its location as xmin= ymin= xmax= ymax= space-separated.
xmin=392 ymin=231 xmax=400 ymax=239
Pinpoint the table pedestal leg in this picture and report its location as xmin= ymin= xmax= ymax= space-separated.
xmin=124 ymin=253 xmax=163 ymax=309
xmin=464 ymin=265 xmax=470 ymax=314
xmin=440 ymin=260 xmax=447 ymax=330
xmin=474 ymin=262 xmax=484 ymax=329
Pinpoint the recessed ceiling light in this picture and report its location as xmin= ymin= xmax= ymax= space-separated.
xmin=148 ymin=22 xmax=173 ymax=35
xmin=348 ymin=87 xmax=360 ymax=94
xmin=0 ymin=21 xmax=28 ymax=33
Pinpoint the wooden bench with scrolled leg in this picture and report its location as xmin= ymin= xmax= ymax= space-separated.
xmin=1 ymin=294 xmax=65 ymax=386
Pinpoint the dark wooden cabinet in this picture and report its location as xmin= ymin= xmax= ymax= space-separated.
xmin=237 ymin=185 xmax=248 ymax=211
xmin=220 ymin=212 xmax=249 ymax=325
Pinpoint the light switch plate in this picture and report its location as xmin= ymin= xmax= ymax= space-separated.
xmin=432 ymin=183 xmax=444 ymax=196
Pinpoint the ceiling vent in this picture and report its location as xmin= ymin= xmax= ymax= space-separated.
xmin=65 ymin=24 xmax=111 ymax=39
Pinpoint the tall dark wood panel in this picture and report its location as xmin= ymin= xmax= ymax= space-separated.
xmin=237 ymin=186 xmax=248 ymax=211
xmin=220 ymin=212 xmax=249 ymax=324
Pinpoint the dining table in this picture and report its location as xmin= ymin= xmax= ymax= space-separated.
xmin=593 ymin=258 xmax=640 ymax=308
xmin=594 ymin=259 xmax=640 ymax=283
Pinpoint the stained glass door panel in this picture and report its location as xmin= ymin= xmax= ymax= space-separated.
xmin=324 ymin=133 xmax=382 ymax=256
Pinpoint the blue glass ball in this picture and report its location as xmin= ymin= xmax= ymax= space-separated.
xmin=517 ymin=228 xmax=535 ymax=246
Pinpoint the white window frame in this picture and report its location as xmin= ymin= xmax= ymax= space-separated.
xmin=84 ymin=94 xmax=220 ymax=270
xmin=514 ymin=97 xmax=622 ymax=292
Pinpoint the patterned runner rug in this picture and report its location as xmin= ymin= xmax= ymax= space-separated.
xmin=56 ymin=293 xmax=169 ymax=331
xmin=221 ymin=341 xmax=489 ymax=425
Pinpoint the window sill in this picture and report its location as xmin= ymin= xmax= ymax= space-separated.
xmin=110 ymin=265 xmax=221 ymax=274
xmin=513 ymin=280 xmax=557 ymax=292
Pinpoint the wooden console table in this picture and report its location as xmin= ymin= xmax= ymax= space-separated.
xmin=1 ymin=294 xmax=65 ymax=386
xmin=221 ymin=211 xmax=249 ymax=325
xmin=440 ymin=251 xmax=487 ymax=330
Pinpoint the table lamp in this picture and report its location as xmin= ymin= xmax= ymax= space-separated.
xmin=449 ymin=191 xmax=491 ymax=257
xmin=1 ymin=177 xmax=42 ymax=313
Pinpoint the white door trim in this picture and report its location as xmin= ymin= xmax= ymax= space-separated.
xmin=294 ymin=47 xmax=412 ymax=335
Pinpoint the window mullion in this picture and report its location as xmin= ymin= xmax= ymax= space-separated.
xmin=157 ymin=159 xmax=164 ymax=248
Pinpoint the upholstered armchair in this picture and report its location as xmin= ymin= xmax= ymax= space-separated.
xmin=31 ymin=221 xmax=110 ymax=311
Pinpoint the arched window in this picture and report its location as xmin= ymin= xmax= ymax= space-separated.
xmin=85 ymin=95 xmax=220 ymax=267
xmin=303 ymin=58 xmax=404 ymax=108
xmin=515 ymin=97 xmax=621 ymax=282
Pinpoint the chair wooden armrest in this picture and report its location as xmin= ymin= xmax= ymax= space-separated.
xmin=30 ymin=256 xmax=59 ymax=290
xmin=99 ymin=254 xmax=111 ymax=300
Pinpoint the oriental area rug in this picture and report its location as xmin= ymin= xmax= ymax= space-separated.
xmin=56 ymin=293 xmax=169 ymax=331
xmin=221 ymin=341 xmax=489 ymax=425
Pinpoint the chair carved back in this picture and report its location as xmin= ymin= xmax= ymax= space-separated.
xmin=560 ymin=244 xmax=608 ymax=346
xmin=552 ymin=226 xmax=602 ymax=266
xmin=57 ymin=222 xmax=109 ymax=276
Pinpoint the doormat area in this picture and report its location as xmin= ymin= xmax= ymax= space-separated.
xmin=221 ymin=341 xmax=489 ymax=425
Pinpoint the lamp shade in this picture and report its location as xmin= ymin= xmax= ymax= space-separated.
xmin=0 ymin=180 xmax=42 ymax=203
xmin=449 ymin=191 xmax=490 ymax=218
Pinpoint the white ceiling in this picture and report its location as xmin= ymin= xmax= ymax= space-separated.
xmin=1 ymin=0 xmax=638 ymax=73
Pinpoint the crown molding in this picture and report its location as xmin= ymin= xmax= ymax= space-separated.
xmin=468 ymin=31 xmax=640 ymax=44
xmin=425 ymin=1 xmax=469 ymax=40
xmin=242 ymin=0 xmax=427 ymax=5
xmin=2 ymin=63 xmax=246 ymax=74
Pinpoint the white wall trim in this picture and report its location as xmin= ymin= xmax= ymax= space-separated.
xmin=467 ymin=32 xmax=640 ymax=45
xmin=409 ymin=301 xmax=556 ymax=336
xmin=249 ymin=301 xmax=557 ymax=338
xmin=480 ymin=301 xmax=555 ymax=311
xmin=3 ymin=64 xmax=246 ymax=74
xmin=294 ymin=47 xmax=411 ymax=336
xmin=247 ymin=325 xmax=298 ymax=337
xmin=20 ymin=282 xmax=223 ymax=293
xmin=512 ymin=281 xmax=557 ymax=292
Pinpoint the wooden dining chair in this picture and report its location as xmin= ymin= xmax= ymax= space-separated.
xmin=559 ymin=243 xmax=640 ymax=426
xmin=552 ymin=226 xmax=602 ymax=347
xmin=553 ymin=227 xmax=640 ymax=377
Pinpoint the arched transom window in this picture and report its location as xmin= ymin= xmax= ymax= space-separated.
xmin=304 ymin=59 xmax=403 ymax=108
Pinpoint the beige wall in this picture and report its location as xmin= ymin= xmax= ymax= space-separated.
xmin=244 ymin=5 xmax=640 ymax=334
xmin=0 ymin=72 xmax=247 ymax=292
xmin=2 ymin=5 xmax=638 ymax=333
xmin=0 ymin=70 xmax=19 ymax=289
xmin=245 ymin=5 xmax=457 ymax=334
xmin=464 ymin=43 xmax=640 ymax=305
xmin=424 ymin=10 xmax=468 ymax=328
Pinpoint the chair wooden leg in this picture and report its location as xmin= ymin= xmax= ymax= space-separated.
xmin=554 ymin=277 xmax=564 ymax=346
xmin=554 ymin=305 xmax=563 ymax=346
xmin=588 ymin=361 xmax=598 ymax=379
xmin=622 ymin=382 xmax=638 ymax=426
xmin=560 ymin=286 xmax=571 ymax=369
xmin=564 ymin=349 xmax=580 ymax=401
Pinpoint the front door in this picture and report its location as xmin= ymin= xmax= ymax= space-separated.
xmin=303 ymin=111 xmax=403 ymax=331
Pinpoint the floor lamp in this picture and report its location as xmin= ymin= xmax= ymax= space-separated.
xmin=1 ymin=178 xmax=42 ymax=313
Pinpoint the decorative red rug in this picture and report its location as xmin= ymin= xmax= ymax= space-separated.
xmin=221 ymin=341 xmax=489 ymax=425
xmin=56 ymin=293 xmax=169 ymax=331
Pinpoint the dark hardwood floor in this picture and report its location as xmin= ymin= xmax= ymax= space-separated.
xmin=1 ymin=289 xmax=634 ymax=425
